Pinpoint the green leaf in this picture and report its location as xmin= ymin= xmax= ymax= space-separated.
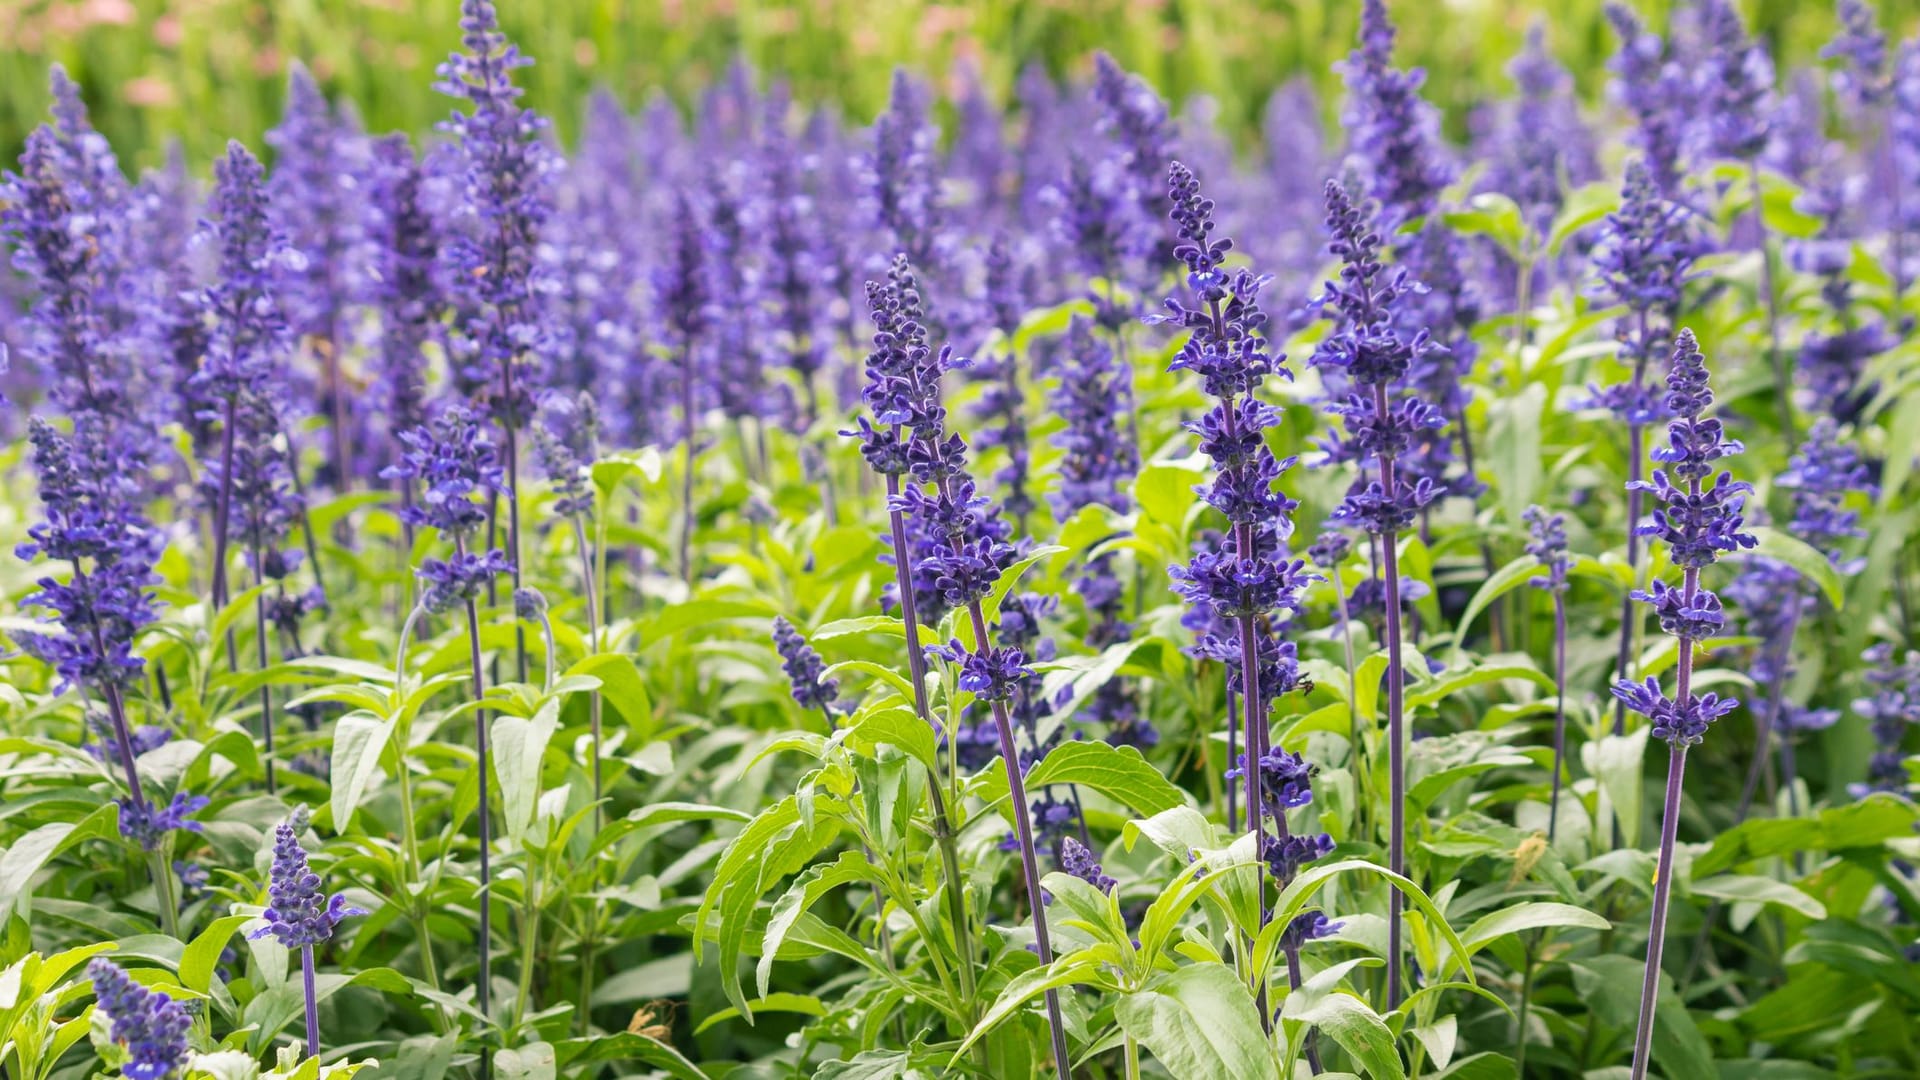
xmin=691 ymin=992 xmax=827 ymax=1035
xmin=0 ymin=806 xmax=120 ymax=917
xmin=1693 ymin=794 xmax=1918 ymax=876
xmin=951 ymin=954 xmax=1107 ymax=1062
xmin=564 ymin=653 xmax=652 ymax=738
xmin=758 ymin=854 xmax=875 ymax=999
xmin=1572 ymin=955 xmax=1714 ymax=1078
xmin=1690 ymin=875 xmax=1826 ymax=920
xmin=1014 ymin=741 xmax=1189 ymax=819
xmin=1457 ymin=903 xmax=1609 ymax=957
xmin=1134 ymin=462 xmax=1207 ymax=531
xmin=328 ymin=710 xmax=397 ymax=831
xmin=1282 ymin=991 xmax=1405 ymax=1080
xmin=1115 ymin=965 xmax=1275 ymax=1080
xmin=1405 ymin=663 xmax=1553 ymax=710
xmin=1487 ymin=384 xmax=1546 ymax=531
xmin=182 ymin=915 xmax=256 ymax=994
xmin=492 ymin=700 xmax=558 ymax=842
xmin=1546 ymin=181 xmax=1621 ymax=256
xmin=847 ymin=707 xmax=937 ymax=773
xmin=1442 ymin=194 xmax=1526 ymax=258
xmin=1748 ymin=526 xmax=1845 ymax=610
xmin=1455 ymin=557 xmax=1541 ymax=643
xmin=1586 ymin=727 xmax=1651 ymax=849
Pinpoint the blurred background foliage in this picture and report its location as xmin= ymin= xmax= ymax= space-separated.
xmin=3 ymin=0 xmax=1920 ymax=171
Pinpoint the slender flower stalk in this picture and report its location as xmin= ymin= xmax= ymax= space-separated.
xmin=1155 ymin=163 xmax=1310 ymax=1022
xmin=841 ymin=259 xmax=983 ymax=1042
xmin=252 ymin=806 xmax=366 ymax=1059
xmin=1589 ymin=161 xmax=1699 ymax=736
xmin=533 ymin=395 xmax=603 ymax=805
xmin=848 ymin=256 xmax=1065 ymax=1075
xmin=437 ymin=0 xmax=555 ymax=682
xmin=1612 ymin=329 xmax=1755 ymax=1080
xmin=1524 ymin=507 xmax=1572 ymax=840
xmin=1311 ymin=180 xmax=1444 ymax=1009
xmin=656 ymin=193 xmax=710 ymax=587
xmin=384 ymin=405 xmax=511 ymax=1059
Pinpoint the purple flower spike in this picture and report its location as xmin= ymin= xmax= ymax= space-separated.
xmin=773 ymin=616 xmax=840 ymax=714
xmin=252 ymin=806 xmax=364 ymax=949
xmin=89 ymin=959 xmax=191 ymax=1080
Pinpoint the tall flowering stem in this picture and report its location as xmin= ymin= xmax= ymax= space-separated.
xmin=849 ymin=257 xmax=1066 ymax=1074
xmin=1311 ymin=180 xmax=1444 ymax=1010
xmin=384 ymin=405 xmax=511 ymax=1058
xmin=437 ymin=0 xmax=555 ymax=681
xmin=1611 ymin=329 xmax=1754 ymax=1080
xmin=1156 ymin=164 xmax=1309 ymax=1020
xmin=1524 ymin=507 xmax=1572 ymax=840
xmin=1590 ymin=161 xmax=1698 ymax=736
xmin=252 ymin=806 xmax=366 ymax=1059
xmin=656 ymin=194 xmax=710 ymax=587
xmin=842 ymin=260 xmax=983 ymax=1044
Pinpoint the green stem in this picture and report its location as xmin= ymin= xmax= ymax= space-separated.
xmin=148 ymin=852 xmax=179 ymax=939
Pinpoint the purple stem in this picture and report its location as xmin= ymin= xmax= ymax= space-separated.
xmin=1375 ymin=384 xmax=1410 ymax=1012
xmin=877 ymin=473 xmax=979 ymax=1015
xmin=963 ymin=601 xmax=1073 ymax=1079
xmin=301 ymin=943 xmax=321 ymax=1060
xmin=1225 ymin=685 xmax=1238 ymax=833
xmin=455 ymin=536 xmax=493 ymax=1076
xmin=249 ymin=533 xmax=279 ymax=794
xmin=211 ymin=395 xmax=239 ymax=610
xmin=1629 ymin=567 xmax=1698 ymax=1080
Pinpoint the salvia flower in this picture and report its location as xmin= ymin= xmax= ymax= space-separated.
xmin=385 ymin=404 xmax=506 ymax=537
xmin=14 ymin=418 xmax=163 ymax=696
xmin=864 ymin=71 xmax=943 ymax=273
xmin=88 ymin=959 xmax=191 ymax=1080
xmin=1090 ymin=52 xmax=1175 ymax=255
xmin=120 ymin=793 xmax=210 ymax=852
xmin=1059 ymin=836 xmax=1116 ymax=895
xmin=1824 ymin=0 xmax=1890 ymax=108
xmin=1050 ymin=315 xmax=1137 ymax=516
xmin=772 ymin=616 xmax=840 ymax=713
xmin=1524 ymin=506 xmax=1570 ymax=592
xmin=252 ymin=806 xmax=365 ymax=948
xmin=1613 ymin=329 xmax=1753 ymax=1079
xmin=1338 ymin=0 xmax=1453 ymax=229
xmin=1604 ymin=4 xmax=1692 ymax=194
xmin=435 ymin=0 xmax=556 ymax=419
xmin=1587 ymin=160 xmax=1701 ymax=422
xmin=1777 ymin=419 xmax=1873 ymax=569
xmin=1852 ymin=645 xmax=1920 ymax=795
xmin=1693 ymin=0 xmax=1774 ymax=164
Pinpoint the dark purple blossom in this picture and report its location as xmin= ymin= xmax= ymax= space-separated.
xmin=436 ymin=0 xmax=556 ymax=418
xmin=1059 ymin=836 xmax=1116 ymax=894
xmin=119 ymin=792 xmax=209 ymax=852
xmin=773 ymin=616 xmax=840 ymax=713
xmin=1852 ymin=645 xmax=1919 ymax=795
xmin=88 ymin=958 xmax=191 ymax=1080
xmin=384 ymin=404 xmax=506 ymax=537
xmin=1338 ymin=0 xmax=1453 ymax=229
xmin=1825 ymin=0 xmax=1891 ymax=108
xmin=251 ymin=806 xmax=365 ymax=948
xmin=1604 ymin=4 xmax=1692 ymax=194
xmin=1524 ymin=506 xmax=1570 ymax=592
xmin=1693 ymin=0 xmax=1774 ymax=164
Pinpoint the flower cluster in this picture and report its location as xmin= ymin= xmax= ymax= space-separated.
xmin=969 ymin=238 xmax=1035 ymax=524
xmin=532 ymin=393 xmax=600 ymax=519
xmin=1853 ymin=645 xmax=1920 ymax=795
xmin=190 ymin=143 xmax=295 ymax=417
xmin=1632 ymin=331 xmax=1757 ymax=570
xmin=251 ymin=806 xmax=365 ymax=948
xmin=1604 ymin=4 xmax=1692 ymax=193
xmin=772 ymin=616 xmax=840 ymax=713
xmin=1824 ymin=0 xmax=1891 ymax=109
xmin=1337 ymin=0 xmax=1452 ymax=229
xmin=865 ymin=71 xmax=943 ymax=273
xmin=1090 ymin=51 xmax=1174 ymax=258
xmin=1488 ymin=25 xmax=1597 ymax=230
xmin=120 ymin=793 xmax=210 ymax=852
xmin=14 ymin=419 xmax=163 ymax=695
xmin=436 ymin=0 xmax=557 ymax=418
xmin=1693 ymin=0 xmax=1774 ymax=164
xmin=386 ymin=405 xmax=507 ymax=537
xmin=89 ymin=958 xmax=192 ymax=1080
xmin=1312 ymin=179 xmax=1445 ymax=535
xmin=366 ymin=135 xmax=439 ymax=458
xmin=1586 ymin=161 xmax=1701 ymax=425
xmin=1059 ymin=836 xmax=1116 ymax=895
xmin=1524 ymin=506 xmax=1570 ymax=593
xmin=1612 ymin=330 xmax=1755 ymax=746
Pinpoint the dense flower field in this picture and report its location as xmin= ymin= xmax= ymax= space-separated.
xmin=2 ymin=0 xmax=1918 ymax=1077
